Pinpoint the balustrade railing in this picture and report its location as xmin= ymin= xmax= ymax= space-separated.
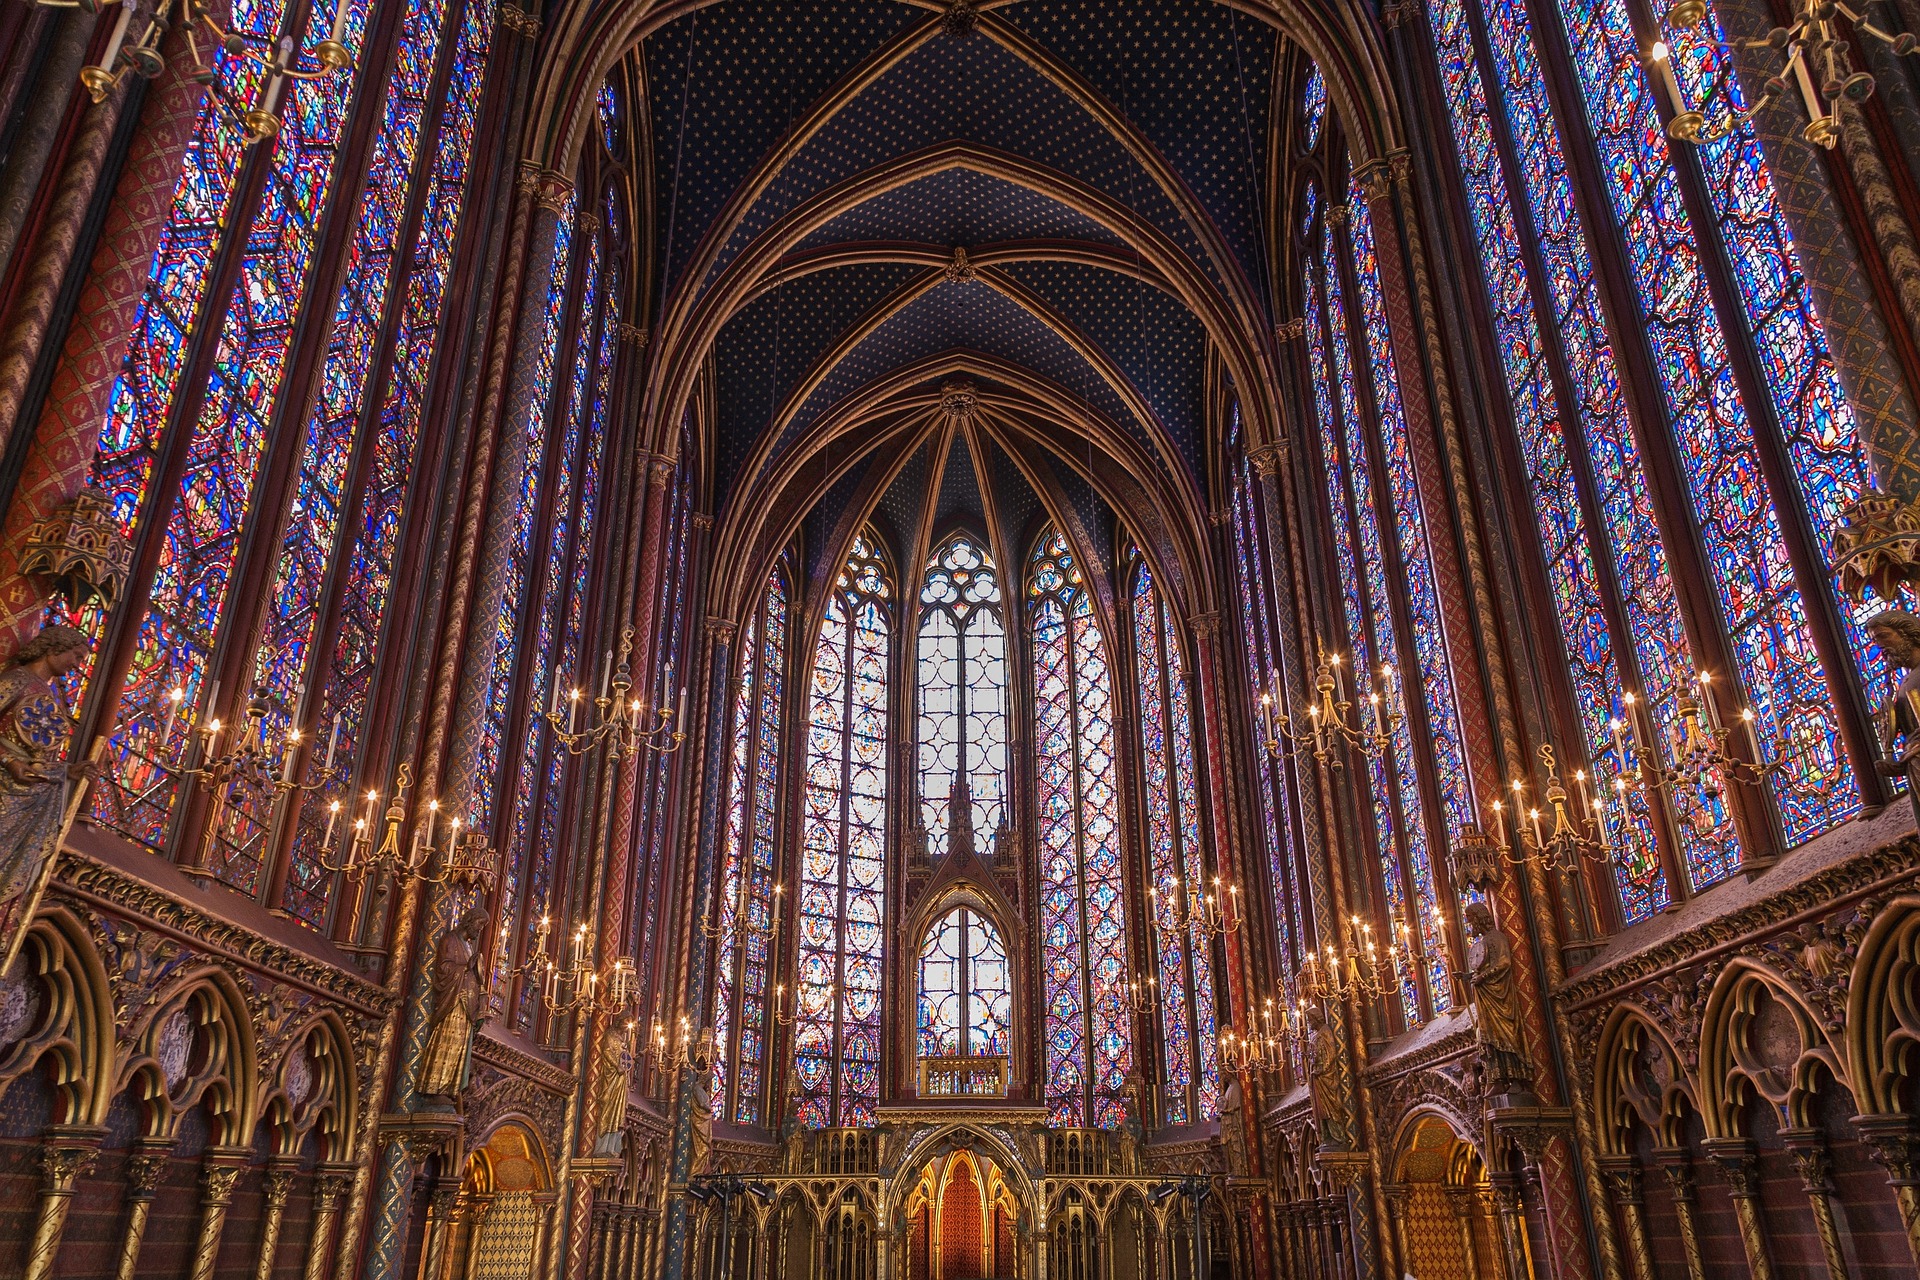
xmin=917 ymin=1054 xmax=1008 ymax=1098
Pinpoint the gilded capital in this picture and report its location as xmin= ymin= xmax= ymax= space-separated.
xmin=1248 ymin=442 xmax=1287 ymax=479
xmin=706 ymin=616 xmax=739 ymax=645
xmin=1354 ymin=160 xmax=1392 ymax=204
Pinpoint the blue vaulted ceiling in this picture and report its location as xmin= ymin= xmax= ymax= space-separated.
xmin=639 ymin=0 xmax=1276 ymax=586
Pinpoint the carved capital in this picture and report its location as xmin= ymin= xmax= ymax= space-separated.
xmin=691 ymin=512 xmax=714 ymax=532
xmin=200 ymin=1160 xmax=245 ymax=1208
xmin=1780 ymin=1130 xmax=1833 ymax=1194
xmin=126 ymin=1147 xmax=172 ymax=1199
xmin=262 ymin=1159 xmax=300 ymax=1207
xmin=1702 ymin=1138 xmax=1762 ymax=1198
xmin=1388 ymin=150 xmax=1415 ymax=187
xmin=1855 ymin=1115 xmax=1920 ymax=1185
xmin=532 ymin=169 xmax=574 ymax=215
xmin=1353 ymin=161 xmax=1392 ymax=204
xmin=648 ymin=456 xmax=675 ymax=487
xmin=706 ymin=616 xmax=739 ymax=646
xmin=1190 ymin=612 xmax=1222 ymax=639
xmin=575 ymin=211 xmax=601 ymax=237
xmin=1273 ymin=318 xmax=1306 ymax=344
xmin=497 ymin=1 xmax=540 ymax=37
xmin=515 ymin=161 xmax=543 ymax=198
xmin=1654 ymin=1151 xmax=1697 ymax=1204
xmin=315 ymin=1163 xmax=359 ymax=1202
xmin=1248 ymin=442 xmax=1287 ymax=479
xmin=616 ymin=322 xmax=650 ymax=348
xmin=1597 ymin=1154 xmax=1643 ymax=1206
xmin=39 ymin=1133 xmax=102 ymax=1193
xmin=1327 ymin=204 xmax=1351 ymax=230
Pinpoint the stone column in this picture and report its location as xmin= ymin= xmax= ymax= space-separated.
xmin=1653 ymin=1150 xmax=1708 ymax=1280
xmin=113 ymin=1140 xmax=172 ymax=1280
xmin=419 ymin=1183 xmax=460 ymax=1280
xmin=1597 ymin=1156 xmax=1654 ymax=1280
xmin=253 ymin=1157 xmax=302 ymax=1280
xmin=21 ymin=1126 xmax=102 ymax=1280
xmin=1379 ymin=1183 xmax=1412 ymax=1280
xmin=1780 ymin=1131 xmax=1849 ymax=1280
xmin=188 ymin=1149 xmax=249 ymax=1280
xmin=305 ymin=1165 xmax=356 ymax=1280
xmin=460 ymin=1195 xmax=496 ymax=1280
xmin=1446 ymin=1187 xmax=1484 ymax=1280
xmin=1488 ymin=1175 xmax=1532 ymax=1280
xmin=1704 ymin=1138 xmax=1773 ymax=1280
xmin=1856 ymin=1115 xmax=1920 ymax=1269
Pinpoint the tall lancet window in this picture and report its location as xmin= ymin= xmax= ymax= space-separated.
xmin=1130 ymin=554 xmax=1219 ymax=1124
xmin=918 ymin=534 xmax=1007 ymax=859
xmin=711 ymin=567 xmax=788 ymax=1124
xmin=795 ymin=533 xmax=891 ymax=1127
xmin=1029 ymin=527 xmax=1131 ymax=1128
xmin=918 ymin=907 xmax=1011 ymax=1059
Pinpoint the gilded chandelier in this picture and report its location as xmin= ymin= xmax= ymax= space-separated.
xmin=1648 ymin=0 xmax=1916 ymax=148
xmin=318 ymin=762 xmax=495 ymax=890
xmin=1259 ymin=648 xmax=1399 ymax=769
xmin=546 ymin=626 xmax=686 ymax=759
xmin=55 ymin=0 xmax=356 ymax=145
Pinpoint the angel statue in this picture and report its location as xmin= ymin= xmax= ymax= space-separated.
xmin=0 ymin=625 xmax=95 ymax=971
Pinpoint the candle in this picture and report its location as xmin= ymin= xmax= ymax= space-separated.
xmin=424 ymin=799 xmax=437 ymax=850
xmin=324 ymin=799 xmax=340 ymax=846
xmin=99 ymin=1 xmax=134 ymax=73
xmin=328 ymin=0 xmax=350 ymax=45
xmin=1530 ymin=807 xmax=1545 ymax=848
xmin=1610 ymin=715 xmax=1627 ymax=770
xmin=1742 ymin=708 xmax=1760 ymax=760
xmin=259 ymin=68 xmax=286 ymax=116
xmin=677 ymin=685 xmax=689 ymax=727
xmin=550 ymin=666 xmax=562 ymax=716
xmin=1697 ymin=671 xmax=1722 ymax=733
xmin=568 ymin=689 xmax=580 ymax=735
xmin=1330 ymin=653 xmax=1345 ymax=704
xmin=1491 ymin=799 xmax=1507 ymax=849
xmin=1649 ymin=40 xmax=1686 ymax=115
xmin=163 ymin=686 xmax=183 ymax=746
xmin=598 ymin=649 xmax=613 ymax=699
xmin=1574 ymin=769 xmax=1594 ymax=822
xmin=1623 ymin=691 xmax=1650 ymax=755
xmin=281 ymin=725 xmax=300 ymax=783
xmin=323 ymin=711 xmax=341 ymax=772
xmin=1259 ymin=693 xmax=1273 ymax=745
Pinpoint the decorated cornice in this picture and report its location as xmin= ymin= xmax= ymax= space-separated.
xmin=474 ymin=1028 xmax=575 ymax=1095
xmin=52 ymin=849 xmax=389 ymax=1016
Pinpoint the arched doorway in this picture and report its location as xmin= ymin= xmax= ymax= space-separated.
xmin=904 ymin=1147 xmax=1020 ymax=1280
xmin=1391 ymin=1113 xmax=1496 ymax=1280
xmin=449 ymin=1121 xmax=554 ymax=1279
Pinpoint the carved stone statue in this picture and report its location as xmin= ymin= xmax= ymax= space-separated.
xmin=1119 ymin=1071 xmax=1147 ymax=1170
xmin=0 ymin=626 xmax=91 ymax=968
xmin=417 ymin=907 xmax=488 ymax=1099
xmin=1868 ymin=610 xmax=1920 ymax=821
xmin=780 ymin=1069 xmax=804 ymax=1171
xmin=691 ymin=1069 xmax=715 ymax=1175
xmin=590 ymin=1025 xmax=633 ymax=1157
xmin=1463 ymin=901 xmax=1532 ymax=1097
xmin=1304 ymin=1003 xmax=1350 ymax=1148
xmin=1218 ymin=1074 xmax=1249 ymax=1176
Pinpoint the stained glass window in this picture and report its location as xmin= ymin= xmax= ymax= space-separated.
xmin=1029 ymin=527 xmax=1131 ymax=1128
xmin=795 ymin=533 xmax=891 ymax=1128
xmin=1229 ymin=432 xmax=1302 ymax=973
xmin=917 ymin=533 xmax=1007 ymax=859
xmin=917 ymin=907 xmax=1010 ymax=1059
xmin=1302 ymin=62 xmax=1327 ymax=151
xmin=711 ymin=568 xmax=788 ymax=1125
xmin=71 ymin=0 xmax=495 ymax=922
xmin=1130 ymin=555 xmax=1219 ymax=1124
xmin=1426 ymin=0 xmax=1686 ymax=919
xmin=1555 ymin=0 xmax=1868 ymax=858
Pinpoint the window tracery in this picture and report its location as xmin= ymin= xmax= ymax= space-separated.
xmin=917 ymin=534 xmax=1007 ymax=860
xmin=1029 ymin=526 xmax=1131 ymax=1128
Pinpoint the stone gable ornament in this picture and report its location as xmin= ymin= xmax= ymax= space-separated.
xmin=18 ymin=485 xmax=132 ymax=611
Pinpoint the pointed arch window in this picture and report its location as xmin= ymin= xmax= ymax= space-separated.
xmin=711 ymin=568 xmax=789 ymax=1125
xmin=1410 ymin=0 xmax=1890 ymax=910
xmin=795 ymin=533 xmax=891 ymax=1128
xmin=1301 ymin=188 xmax=1453 ymax=1023
xmin=917 ymin=907 xmax=1010 ymax=1059
xmin=917 ymin=533 xmax=1007 ymax=859
xmin=1130 ymin=553 xmax=1219 ymax=1124
xmin=1029 ymin=527 xmax=1131 ymax=1128
xmin=68 ymin=0 xmax=500 ymax=926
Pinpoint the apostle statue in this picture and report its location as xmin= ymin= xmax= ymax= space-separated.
xmin=590 ymin=1023 xmax=633 ymax=1157
xmin=0 ymin=626 xmax=94 ymax=971
xmin=1304 ymin=1003 xmax=1350 ymax=1149
xmin=1118 ymin=1071 xmax=1147 ymax=1171
xmin=417 ymin=907 xmax=489 ymax=1099
xmin=1463 ymin=901 xmax=1531 ymax=1097
xmin=1218 ymin=1074 xmax=1249 ymax=1176
xmin=1868 ymin=610 xmax=1920 ymax=822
